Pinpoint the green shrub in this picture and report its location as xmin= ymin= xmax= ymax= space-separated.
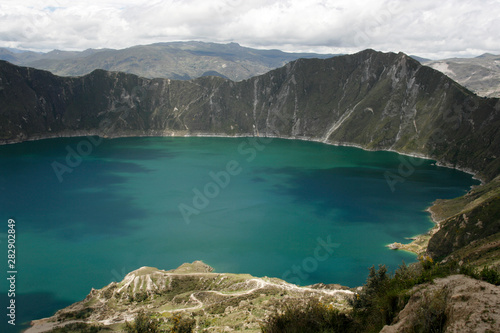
xmin=58 ymin=308 xmax=93 ymax=320
xmin=262 ymin=259 xmax=499 ymax=333
xmin=129 ymin=291 xmax=149 ymax=303
xmin=102 ymin=284 xmax=117 ymax=299
xmin=125 ymin=310 xmax=161 ymax=333
xmin=459 ymin=265 xmax=500 ymax=285
xmin=260 ymin=299 xmax=357 ymax=333
xmin=169 ymin=313 xmax=195 ymax=333
xmin=47 ymin=322 xmax=104 ymax=333
xmin=350 ymin=264 xmax=411 ymax=332
xmin=411 ymin=287 xmax=449 ymax=333
xmin=479 ymin=266 xmax=500 ymax=285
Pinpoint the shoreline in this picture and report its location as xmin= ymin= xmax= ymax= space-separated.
xmin=2 ymin=131 xmax=481 ymax=179
xmin=385 ymin=214 xmax=440 ymax=256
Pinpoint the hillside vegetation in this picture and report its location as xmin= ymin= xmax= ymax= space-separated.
xmin=27 ymin=259 xmax=499 ymax=332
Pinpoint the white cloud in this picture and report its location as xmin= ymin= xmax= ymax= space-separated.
xmin=0 ymin=0 xmax=498 ymax=58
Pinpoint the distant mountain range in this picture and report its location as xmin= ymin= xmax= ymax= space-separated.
xmin=0 ymin=41 xmax=335 ymax=81
xmin=1 ymin=42 xmax=499 ymax=98
xmin=424 ymin=53 xmax=500 ymax=98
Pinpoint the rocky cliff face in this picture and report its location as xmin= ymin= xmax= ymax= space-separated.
xmin=1 ymin=50 xmax=499 ymax=180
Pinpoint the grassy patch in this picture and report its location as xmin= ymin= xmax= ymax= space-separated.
xmin=410 ymin=287 xmax=449 ymax=333
xmin=47 ymin=322 xmax=107 ymax=333
xmin=58 ymin=308 xmax=94 ymax=321
xmin=261 ymin=299 xmax=357 ymax=333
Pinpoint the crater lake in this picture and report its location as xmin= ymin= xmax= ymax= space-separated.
xmin=0 ymin=136 xmax=479 ymax=331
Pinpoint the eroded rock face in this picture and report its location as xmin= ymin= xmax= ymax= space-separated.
xmin=381 ymin=275 xmax=500 ymax=333
xmin=1 ymin=49 xmax=500 ymax=180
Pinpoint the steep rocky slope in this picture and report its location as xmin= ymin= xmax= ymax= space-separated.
xmin=427 ymin=175 xmax=500 ymax=265
xmin=1 ymin=49 xmax=499 ymax=180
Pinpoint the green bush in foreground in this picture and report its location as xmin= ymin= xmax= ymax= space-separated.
xmin=124 ymin=310 xmax=195 ymax=333
xmin=463 ymin=265 xmax=500 ymax=285
xmin=169 ymin=313 xmax=196 ymax=333
xmin=47 ymin=322 xmax=105 ymax=333
xmin=125 ymin=310 xmax=161 ymax=333
xmin=261 ymin=258 xmax=499 ymax=333
xmin=411 ymin=287 xmax=449 ymax=333
xmin=349 ymin=263 xmax=415 ymax=332
xmin=260 ymin=262 xmax=419 ymax=333
xmin=260 ymin=299 xmax=357 ymax=333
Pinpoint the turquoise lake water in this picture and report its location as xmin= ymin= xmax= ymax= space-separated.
xmin=0 ymin=136 xmax=479 ymax=331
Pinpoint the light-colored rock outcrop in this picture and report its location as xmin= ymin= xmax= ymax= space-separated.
xmin=381 ymin=274 xmax=500 ymax=333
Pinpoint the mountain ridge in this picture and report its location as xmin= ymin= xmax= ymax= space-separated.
xmin=1 ymin=49 xmax=499 ymax=180
xmin=424 ymin=53 xmax=500 ymax=98
xmin=0 ymin=41 xmax=336 ymax=81
xmin=3 ymin=42 xmax=499 ymax=99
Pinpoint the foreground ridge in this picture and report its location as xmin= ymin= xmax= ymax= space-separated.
xmin=27 ymin=261 xmax=353 ymax=332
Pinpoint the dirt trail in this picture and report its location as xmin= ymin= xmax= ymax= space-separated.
xmin=162 ymin=277 xmax=353 ymax=314
xmin=26 ymin=267 xmax=355 ymax=332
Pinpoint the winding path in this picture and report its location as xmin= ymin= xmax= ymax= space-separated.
xmin=163 ymin=277 xmax=353 ymax=314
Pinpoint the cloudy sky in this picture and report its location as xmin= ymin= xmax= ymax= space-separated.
xmin=0 ymin=0 xmax=499 ymax=59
